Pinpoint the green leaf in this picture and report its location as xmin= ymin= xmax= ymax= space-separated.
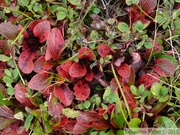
xmin=24 ymin=113 xmax=34 ymax=131
xmin=18 ymin=0 xmax=29 ymax=7
xmin=83 ymin=101 xmax=90 ymax=109
xmin=151 ymin=116 xmax=178 ymax=135
xmin=117 ymin=22 xmax=130 ymax=33
xmin=68 ymin=0 xmax=81 ymax=5
xmin=62 ymin=108 xmax=80 ymax=118
xmin=105 ymin=130 xmax=114 ymax=135
xmin=160 ymin=86 xmax=168 ymax=96
xmin=155 ymin=14 xmax=166 ymax=24
xmin=128 ymin=118 xmax=141 ymax=130
xmin=126 ymin=0 xmax=139 ymax=5
xmin=103 ymin=86 xmax=117 ymax=103
xmin=138 ymin=84 xmax=145 ymax=95
xmin=3 ymin=76 xmax=14 ymax=84
xmin=144 ymin=42 xmax=153 ymax=49
xmin=0 ymin=54 xmax=11 ymax=62
xmin=130 ymin=85 xmax=138 ymax=96
xmin=150 ymin=83 xmax=162 ymax=97
xmin=175 ymin=0 xmax=180 ymax=3
xmin=56 ymin=7 xmax=67 ymax=20
xmin=174 ymin=18 xmax=180 ymax=29
xmin=4 ymin=69 xmax=12 ymax=77
xmin=14 ymin=111 xmax=24 ymax=121
xmin=90 ymin=30 xmax=99 ymax=40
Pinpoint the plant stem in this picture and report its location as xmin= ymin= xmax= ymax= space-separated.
xmin=111 ymin=64 xmax=132 ymax=120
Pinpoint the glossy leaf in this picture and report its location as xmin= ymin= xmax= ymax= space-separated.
xmin=33 ymin=20 xmax=51 ymax=43
xmin=14 ymin=84 xmax=34 ymax=108
xmin=97 ymin=44 xmax=111 ymax=58
xmin=28 ymin=72 xmax=50 ymax=90
xmin=69 ymin=62 xmax=87 ymax=78
xmin=33 ymin=56 xmax=53 ymax=73
xmin=18 ymin=50 xmax=36 ymax=74
xmin=152 ymin=58 xmax=175 ymax=77
xmin=54 ymin=84 xmax=74 ymax=106
xmin=0 ymin=22 xmax=19 ymax=40
xmin=45 ymin=28 xmax=64 ymax=61
xmin=74 ymin=80 xmax=90 ymax=100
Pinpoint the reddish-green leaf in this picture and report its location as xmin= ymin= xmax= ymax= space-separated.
xmin=69 ymin=62 xmax=87 ymax=78
xmin=48 ymin=96 xmax=63 ymax=117
xmin=0 ymin=105 xmax=14 ymax=119
xmin=28 ymin=72 xmax=50 ymax=90
xmin=0 ymin=22 xmax=18 ymax=40
xmin=0 ymin=118 xmax=16 ymax=130
xmin=14 ymin=84 xmax=34 ymax=108
xmin=54 ymin=84 xmax=74 ymax=106
xmin=152 ymin=58 xmax=175 ymax=77
xmin=45 ymin=28 xmax=64 ymax=61
xmin=74 ymin=80 xmax=90 ymax=101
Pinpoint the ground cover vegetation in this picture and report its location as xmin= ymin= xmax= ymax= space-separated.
xmin=0 ymin=0 xmax=180 ymax=134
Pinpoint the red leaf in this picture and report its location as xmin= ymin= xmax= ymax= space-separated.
xmin=28 ymin=72 xmax=50 ymax=90
xmin=85 ymin=70 xmax=93 ymax=81
xmin=122 ymin=85 xmax=138 ymax=118
xmin=69 ymin=62 xmax=87 ymax=78
xmin=18 ymin=50 xmax=36 ymax=74
xmin=56 ymin=65 xmax=70 ymax=79
xmin=28 ymin=20 xmax=44 ymax=30
xmin=0 ymin=69 xmax=4 ymax=79
xmin=45 ymin=28 xmax=64 ymax=61
xmin=57 ymin=115 xmax=68 ymax=127
xmin=61 ymin=61 xmax=73 ymax=72
xmin=1 ymin=121 xmax=28 ymax=135
xmin=76 ymin=111 xmax=110 ymax=130
xmin=73 ymin=123 xmax=88 ymax=134
xmin=152 ymin=58 xmax=175 ymax=77
xmin=76 ymin=112 xmax=97 ymax=128
xmin=97 ymin=44 xmax=111 ymax=58
xmin=48 ymin=96 xmax=63 ymax=117
xmin=136 ymin=73 xmax=160 ymax=89
xmin=33 ymin=56 xmax=53 ymax=73
xmin=74 ymin=80 xmax=90 ymax=100
xmin=138 ymin=0 xmax=157 ymax=14
xmin=33 ymin=20 xmax=51 ymax=43
xmin=63 ymin=120 xmax=76 ymax=132
xmin=0 ymin=105 xmax=14 ymax=119
xmin=14 ymin=84 xmax=34 ymax=108
xmin=0 ymin=22 xmax=18 ymax=40
xmin=78 ymin=47 xmax=94 ymax=60
xmin=117 ymin=63 xmax=131 ymax=78
xmin=54 ymin=84 xmax=74 ymax=106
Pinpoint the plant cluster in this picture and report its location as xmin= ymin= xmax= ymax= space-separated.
xmin=0 ymin=0 xmax=179 ymax=134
